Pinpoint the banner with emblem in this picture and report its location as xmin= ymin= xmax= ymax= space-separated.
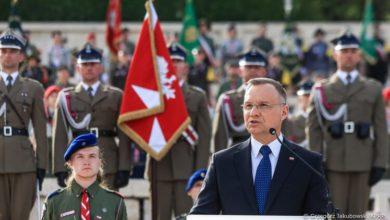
xmin=179 ymin=0 xmax=199 ymax=64
xmin=118 ymin=1 xmax=190 ymax=161
xmin=105 ymin=0 xmax=122 ymax=55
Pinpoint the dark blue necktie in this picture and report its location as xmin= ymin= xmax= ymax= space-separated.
xmin=254 ymin=145 xmax=272 ymax=214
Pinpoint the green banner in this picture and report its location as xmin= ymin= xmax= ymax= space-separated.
xmin=179 ymin=0 xmax=199 ymax=64
xmin=8 ymin=0 xmax=23 ymax=35
xmin=360 ymin=0 xmax=377 ymax=64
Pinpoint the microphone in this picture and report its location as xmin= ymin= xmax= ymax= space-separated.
xmin=269 ymin=128 xmax=339 ymax=219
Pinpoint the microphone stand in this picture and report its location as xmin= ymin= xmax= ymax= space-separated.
xmin=269 ymin=128 xmax=340 ymax=220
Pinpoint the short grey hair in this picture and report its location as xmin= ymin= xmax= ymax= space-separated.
xmin=246 ymin=78 xmax=287 ymax=103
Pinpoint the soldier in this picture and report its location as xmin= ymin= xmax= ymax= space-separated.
xmin=213 ymin=48 xmax=268 ymax=152
xmin=0 ymin=29 xmax=47 ymax=220
xmin=284 ymin=80 xmax=314 ymax=148
xmin=149 ymin=43 xmax=211 ymax=220
xmin=52 ymin=44 xmax=132 ymax=190
xmin=42 ymin=133 xmax=127 ymax=219
xmin=307 ymin=32 xmax=388 ymax=215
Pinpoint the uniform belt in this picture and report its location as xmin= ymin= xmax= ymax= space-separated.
xmin=72 ymin=128 xmax=117 ymax=138
xmin=0 ymin=126 xmax=28 ymax=136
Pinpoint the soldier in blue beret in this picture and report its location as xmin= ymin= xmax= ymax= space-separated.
xmin=213 ymin=47 xmax=269 ymax=152
xmin=52 ymin=43 xmax=133 ymax=190
xmin=284 ymin=80 xmax=314 ymax=148
xmin=42 ymin=133 xmax=127 ymax=219
xmin=308 ymin=30 xmax=388 ymax=216
xmin=0 ymin=29 xmax=48 ymax=219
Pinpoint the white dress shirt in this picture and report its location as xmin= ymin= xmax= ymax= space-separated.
xmin=0 ymin=71 xmax=18 ymax=86
xmin=251 ymin=134 xmax=283 ymax=182
xmin=81 ymin=81 xmax=100 ymax=96
xmin=336 ymin=69 xmax=358 ymax=85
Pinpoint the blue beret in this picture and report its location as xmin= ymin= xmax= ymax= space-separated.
xmin=331 ymin=31 xmax=360 ymax=51
xmin=64 ymin=133 xmax=98 ymax=161
xmin=76 ymin=43 xmax=102 ymax=64
xmin=186 ymin=169 xmax=207 ymax=192
xmin=297 ymin=80 xmax=314 ymax=96
xmin=168 ymin=43 xmax=187 ymax=61
xmin=0 ymin=29 xmax=26 ymax=50
xmin=239 ymin=48 xmax=268 ymax=67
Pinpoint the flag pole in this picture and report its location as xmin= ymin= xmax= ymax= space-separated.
xmin=151 ymin=158 xmax=158 ymax=220
xmin=145 ymin=1 xmax=158 ymax=218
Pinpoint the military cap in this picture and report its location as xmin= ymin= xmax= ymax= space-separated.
xmin=331 ymin=31 xmax=360 ymax=51
xmin=64 ymin=133 xmax=98 ymax=161
xmin=239 ymin=48 xmax=268 ymax=67
xmin=185 ymin=169 xmax=207 ymax=192
xmin=168 ymin=42 xmax=187 ymax=61
xmin=0 ymin=29 xmax=26 ymax=50
xmin=297 ymin=80 xmax=314 ymax=96
xmin=76 ymin=43 xmax=102 ymax=64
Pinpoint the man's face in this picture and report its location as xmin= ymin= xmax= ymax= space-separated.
xmin=241 ymin=65 xmax=267 ymax=83
xmin=0 ymin=48 xmax=24 ymax=70
xmin=52 ymin=33 xmax=62 ymax=45
xmin=172 ymin=59 xmax=188 ymax=81
xmin=333 ymin=48 xmax=361 ymax=72
xmin=227 ymin=66 xmax=240 ymax=78
xmin=77 ymin=62 xmax=102 ymax=83
xmin=243 ymin=84 xmax=288 ymax=141
xmin=187 ymin=180 xmax=204 ymax=202
xmin=69 ymin=147 xmax=101 ymax=179
xmin=57 ymin=69 xmax=70 ymax=83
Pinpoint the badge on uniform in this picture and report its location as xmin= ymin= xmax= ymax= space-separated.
xmin=289 ymin=156 xmax=295 ymax=161
xmin=60 ymin=210 xmax=75 ymax=217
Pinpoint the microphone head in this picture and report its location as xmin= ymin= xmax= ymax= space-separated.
xmin=269 ymin=128 xmax=276 ymax=135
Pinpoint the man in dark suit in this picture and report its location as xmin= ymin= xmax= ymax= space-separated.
xmin=190 ymin=78 xmax=328 ymax=215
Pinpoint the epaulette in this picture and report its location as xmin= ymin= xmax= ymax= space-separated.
xmin=189 ymin=85 xmax=206 ymax=94
xmin=47 ymin=188 xmax=63 ymax=200
xmin=105 ymin=189 xmax=124 ymax=199
xmin=62 ymin=87 xmax=74 ymax=92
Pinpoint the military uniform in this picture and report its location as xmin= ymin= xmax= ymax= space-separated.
xmin=213 ymin=48 xmax=268 ymax=152
xmin=307 ymin=33 xmax=388 ymax=215
xmin=43 ymin=134 xmax=127 ymax=220
xmin=52 ymin=45 xmax=132 ymax=190
xmin=42 ymin=180 xmax=126 ymax=220
xmin=0 ymin=30 xmax=47 ymax=220
xmin=284 ymin=80 xmax=314 ymax=148
xmin=149 ymin=43 xmax=211 ymax=220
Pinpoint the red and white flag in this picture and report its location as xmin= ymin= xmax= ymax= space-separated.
xmin=105 ymin=0 xmax=122 ymax=55
xmin=118 ymin=1 xmax=190 ymax=161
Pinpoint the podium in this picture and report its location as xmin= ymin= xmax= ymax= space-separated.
xmin=187 ymin=215 xmax=325 ymax=220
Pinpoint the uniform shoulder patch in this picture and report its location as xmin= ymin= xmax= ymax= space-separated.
xmin=189 ymin=85 xmax=206 ymax=94
xmin=104 ymin=188 xmax=124 ymax=198
xmin=47 ymin=188 xmax=63 ymax=200
xmin=62 ymin=87 xmax=74 ymax=92
xmin=106 ymin=84 xmax=121 ymax=91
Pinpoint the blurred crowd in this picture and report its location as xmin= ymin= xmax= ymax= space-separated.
xmin=1 ymin=20 xmax=389 ymax=179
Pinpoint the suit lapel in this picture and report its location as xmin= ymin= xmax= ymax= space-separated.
xmin=74 ymin=83 xmax=92 ymax=105
xmin=233 ymin=139 xmax=258 ymax=213
xmin=9 ymin=75 xmax=23 ymax=96
xmin=182 ymin=83 xmax=190 ymax=103
xmin=265 ymin=139 xmax=297 ymax=213
xmin=0 ymin=78 xmax=7 ymax=95
xmin=329 ymin=74 xmax=346 ymax=95
xmin=91 ymin=84 xmax=108 ymax=106
xmin=347 ymin=76 xmax=364 ymax=98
